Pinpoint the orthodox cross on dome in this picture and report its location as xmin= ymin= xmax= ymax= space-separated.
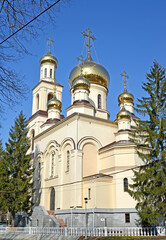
xmin=46 ymin=36 xmax=54 ymax=54
xmin=77 ymin=55 xmax=84 ymax=64
xmin=120 ymin=71 xmax=129 ymax=92
xmin=77 ymin=55 xmax=84 ymax=75
xmin=82 ymin=28 xmax=96 ymax=59
xmin=53 ymin=85 xmax=57 ymax=97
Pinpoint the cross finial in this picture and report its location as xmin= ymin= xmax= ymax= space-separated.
xmin=77 ymin=55 xmax=84 ymax=64
xmin=77 ymin=55 xmax=84 ymax=75
xmin=120 ymin=71 xmax=129 ymax=92
xmin=46 ymin=36 xmax=54 ymax=54
xmin=53 ymin=85 xmax=57 ymax=97
xmin=82 ymin=28 xmax=96 ymax=60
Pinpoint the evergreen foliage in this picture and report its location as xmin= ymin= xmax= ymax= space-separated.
xmin=128 ymin=62 xmax=166 ymax=226
xmin=0 ymin=112 xmax=33 ymax=224
xmin=0 ymin=139 xmax=9 ymax=213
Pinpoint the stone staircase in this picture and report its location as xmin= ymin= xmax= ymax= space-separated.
xmin=47 ymin=210 xmax=66 ymax=227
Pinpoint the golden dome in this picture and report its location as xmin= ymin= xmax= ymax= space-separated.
xmin=69 ymin=59 xmax=110 ymax=88
xmin=40 ymin=53 xmax=58 ymax=67
xmin=118 ymin=91 xmax=134 ymax=105
xmin=72 ymin=76 xmax=90 ymax=91
xmin=47 ymin=96 xmax=61 ymax=111
xmin=116 ymin=108 xmax=131 ymax=120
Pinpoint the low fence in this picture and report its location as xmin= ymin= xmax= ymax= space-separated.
xmin=0 ymin=226 xmax=165 ymax=236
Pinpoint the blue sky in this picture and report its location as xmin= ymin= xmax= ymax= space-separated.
xmin=1 ymin=0 xmax=166 ymax=146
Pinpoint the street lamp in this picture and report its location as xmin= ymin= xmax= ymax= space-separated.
xmin=70 ymin=206 xmax=74 ymax=228
xmin=84 ymin=197 xmax=88 ymax=239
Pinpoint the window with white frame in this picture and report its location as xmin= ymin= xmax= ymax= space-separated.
xmin=50 ymin=69 xmax=52 ymax=78
xmin=98 ymin=94 xmax=102 ymax=109
xmin=44 ymin=68 xmax=47 ymax=78
xmin=123 ymin=178 xmax=128 ymax=192
xmin=50 ymin=151 xmax=55 ymax=177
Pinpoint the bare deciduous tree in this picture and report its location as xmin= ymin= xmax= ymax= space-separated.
xmin=0 ymin=0 xmax=67 ymax=113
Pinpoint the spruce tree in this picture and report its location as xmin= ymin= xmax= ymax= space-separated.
xmin=0 ymin=140 xmax=8 ymax=208
xmin=3 ymin=111 xmax=33 ymax=225
xmin=0 ymin=140 xmax=7 ymax=213
xmin=128 ymin=62 xmax=166 ymax=226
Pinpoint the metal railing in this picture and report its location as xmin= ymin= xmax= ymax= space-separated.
xmin=0 ymin=226 xmax=165 ymax=236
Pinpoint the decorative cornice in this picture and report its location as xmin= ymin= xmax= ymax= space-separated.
xmin=28 ymin=110 xmax=48 ymax=123
xmin=32 ymin=80 xmax=63 ymax=91
xmin=99 ymin=140 xmax=135 ymax=152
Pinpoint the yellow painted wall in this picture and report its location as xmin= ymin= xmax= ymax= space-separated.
xmin=83 ymin=144 xmax=98 ymax=177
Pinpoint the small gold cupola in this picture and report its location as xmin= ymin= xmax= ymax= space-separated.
xmin=116 ymin=107 xmax=131 ymax=120
xmin=47 ymin=86 xmax=62 ymax=120
xmin=118 ymin=71 xmax=134 ymax=113
xmin=72 ymin=55 xmax=90 ymax=92
xmin=47 ymin=96 xmax=61 ymax=111
xmin=71 ymin=56 xmax=90 ymax=103
xmin=116 ymin=103 xmax=132 ymax=132
xmin=40 ymin=37 xmax=58 ymax=82
xmin=72 ymin=77 xmax=90 ymax=91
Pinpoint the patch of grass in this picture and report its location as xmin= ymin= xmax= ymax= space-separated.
xmin=78 ymin=237 xmax=166 ymax=240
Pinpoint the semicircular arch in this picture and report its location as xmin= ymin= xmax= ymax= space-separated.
xmin=78 ymin=136 xmax=102 ymax=151
xmin=44 ymin=140 xmax=60 ymax=156
xmin=60 ymin=137 xmax=75 ymax=151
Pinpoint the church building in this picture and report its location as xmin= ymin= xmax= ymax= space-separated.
xmin=28 ymin=29 xmax=142 ymax=228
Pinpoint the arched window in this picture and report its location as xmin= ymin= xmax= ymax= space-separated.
xmin=66 ymin=150 xmax=70 ymax=172
xmin=50 ymin=151 xmax=55 ymax=177
xmin=48 ymin=93 xmax=53 ymax=102
xmin=31 ymin=129 xmax=35 ymax=151
xmin=50 ymin=188 xmax=55 ymax=210
xmin=98 ymin=94 xmax=101 ymax=109
xmin=124 ymin=178 xmax=128 ymax=192
xmin=44 ymin=68 xmax=47 ymax=78
xmin=50 ymin=69 xmax=52 ymax=78
xmin=36 ymin=94 xmax=39 ymax=110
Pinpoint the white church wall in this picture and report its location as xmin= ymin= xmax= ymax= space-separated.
xmin=82 ymin=177 xmax=114 ymax=209
xmin=99 ymin=148 xmax=116 ymax=173
xmin=40 ymin=62 xmax=56 ymax=82
xmin=82 ymin=143 xmax=98 ymax=177
xmin=32 ymin=81 xmax=63 ymax=114
xmin=95 ymin=109 xmax=109 ymax=119
xmin=32 ymin=114 xmax=118 ymax=210
xmin=66 ymin=105 xmax=94 ymax=117
xmin=114 ymin=170 xmax=137 ymax=209
xmin=89 ymin=84 xmax=107 ymax=110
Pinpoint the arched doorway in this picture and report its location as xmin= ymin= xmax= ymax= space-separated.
xmin=50 ymin=188 xmax=55 ymax=210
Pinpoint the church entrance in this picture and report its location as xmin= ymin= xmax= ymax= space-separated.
xmin=50 ymin=188 xmax=55 ymax=210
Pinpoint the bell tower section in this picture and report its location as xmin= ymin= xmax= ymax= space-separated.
xmin=28 ymin=37 xmax=63 ymax=143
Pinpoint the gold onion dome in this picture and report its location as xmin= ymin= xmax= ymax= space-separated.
xmin=116 ymin=107 xmax=131 ymax=120
xmin=40 ymin=53 xmax=58 ymax=67
xmin=47 ymin=96 xmax=61 ymax=111
xmin=72 ymin=75 xmax=90 ymax=91
xmin=118 ymin=91 xmax=134 ymax=105
xmin=69 ymin=58 xmax=110 ymax=88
